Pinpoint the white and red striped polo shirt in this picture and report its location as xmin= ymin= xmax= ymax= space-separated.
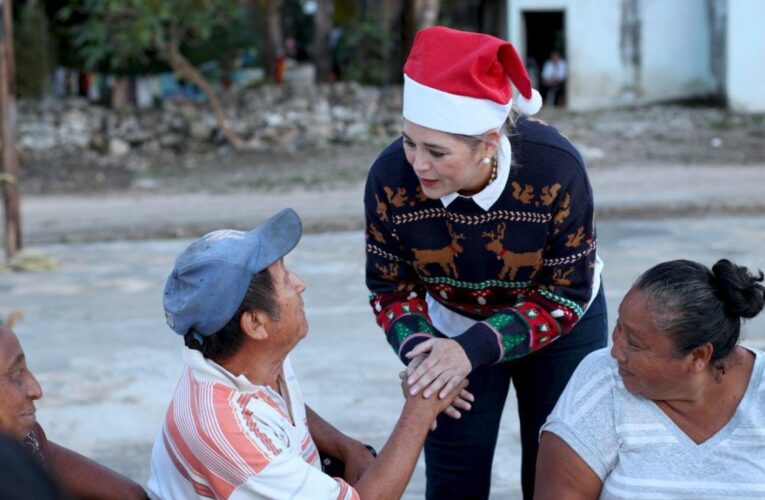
xmin=147 ymin=348 xmax=358 ymax=500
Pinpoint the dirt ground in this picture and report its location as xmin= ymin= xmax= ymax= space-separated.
xmin=19 ymin=103 xmax=764 ymax=196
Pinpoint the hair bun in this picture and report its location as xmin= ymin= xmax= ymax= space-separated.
xmin=711 ymin=259 xmax=765 ymax=319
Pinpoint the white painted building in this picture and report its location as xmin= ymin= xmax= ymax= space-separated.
xmin=726 ymin=0 xmax=765 ymax=112
xmin=506 ymin=0 xmax=764 ymax=112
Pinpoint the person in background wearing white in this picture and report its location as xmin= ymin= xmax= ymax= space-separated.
xmin=541 ymin=51 xmax=567 ymax=107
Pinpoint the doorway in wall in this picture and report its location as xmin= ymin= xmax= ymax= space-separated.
xmin=523 ymin=10 xmax=565 ymax=107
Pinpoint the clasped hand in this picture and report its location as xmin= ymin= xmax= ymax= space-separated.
xmin=401 ymin=338 xmax=474 ymax=428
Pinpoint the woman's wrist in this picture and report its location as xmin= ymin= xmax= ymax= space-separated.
xmin=453 ymin=327 xmax=496 ymax=369
xmin=399 ymin=333 xmax=433 ymax=363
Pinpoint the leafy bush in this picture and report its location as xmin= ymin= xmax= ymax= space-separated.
xmin=334 ymin=23 xmax=392 ymax=86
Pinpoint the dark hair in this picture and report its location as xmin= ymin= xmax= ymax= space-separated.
xmin=184 ymin=267 xmax=279 ymax=363
xmin=635 ymin=259 xmax=765 ymax=367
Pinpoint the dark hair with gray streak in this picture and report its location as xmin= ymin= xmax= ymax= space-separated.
xmin=635 ymin=259 xmax=765 ymax=368
xmin=184 ymin=267 xmax=279 ymax=363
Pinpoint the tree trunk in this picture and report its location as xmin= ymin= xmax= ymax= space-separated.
xmin=415 ymin=0 xmax=440 ymax=30
xmin=382 ymin=0 xmax=405 ymax=84
xmin=402 ymin=0 xmax=418 ymax=70
xmin=253 ymin=0 xmax=284 ymax=83
xmin=312 ymin=0 xmax=333 ymax=83
xmin=111 ymin=77 xmax=131 ymax=109
xmin=480 ymin=0 xmax=506 ymax=37
xmin=1 ymin=0 xmax=21 ymax=259
xmin=403 ymin=0 xmax=440 ymax=57
xmin=164 ymin=42 xmax=244 ymax=149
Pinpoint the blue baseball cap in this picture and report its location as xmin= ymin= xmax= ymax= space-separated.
xmin=163 ymin=208 xmax=302 ymax=338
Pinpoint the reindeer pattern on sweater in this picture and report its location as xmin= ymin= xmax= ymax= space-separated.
xmin=364 ymin=117 xmax=598 ymax=369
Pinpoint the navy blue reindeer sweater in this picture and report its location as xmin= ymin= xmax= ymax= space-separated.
xmin=364 ymin=116 xmax=598 ymax=369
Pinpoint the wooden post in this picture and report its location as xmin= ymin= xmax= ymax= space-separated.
xmin=0 ymin=0 xmax=21 ymax=259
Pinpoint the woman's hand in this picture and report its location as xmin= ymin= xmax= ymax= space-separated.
xmin=404 ymin=338 xmax=472 ymax=400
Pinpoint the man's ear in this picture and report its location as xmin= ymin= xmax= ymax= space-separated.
xmin=240 ymin=310 xmax=269 ymax=341
xmin=688 ymin=343 xmax=714 ymax=372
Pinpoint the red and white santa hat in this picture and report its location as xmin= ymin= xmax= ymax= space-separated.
xmin=403 ymin=26 xmax=542 ymax=135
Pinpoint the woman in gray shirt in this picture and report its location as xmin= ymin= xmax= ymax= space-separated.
xmin=536 ymin=258 xmax=765 ymax=499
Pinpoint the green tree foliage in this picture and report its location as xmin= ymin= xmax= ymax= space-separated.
xmin=16 ymin=2 xmax=52 ymax=99
xmin=250 ymin=0 xmax=284 ymax=82
xmin=335 ymin=23 xmax=392 ymax=85
xmin=58 ymin=0 xmax=246 ymax=147
xmin=333 ymin=0 xmax=359 ymax=29
xmin=58 ymin=0 xmax=242 ymax=72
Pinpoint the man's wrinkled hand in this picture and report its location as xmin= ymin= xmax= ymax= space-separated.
xmin=400 ymin=372 xmax=472 ymax=430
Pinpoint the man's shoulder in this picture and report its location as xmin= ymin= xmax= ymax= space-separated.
xmin=164 ymin=369 xmax=291 ymax=466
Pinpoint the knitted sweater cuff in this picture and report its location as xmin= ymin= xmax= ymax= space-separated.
xmin=453 ymin=323 xmax=502 ymax=370
xmin=387 ymin=312 xmax=437 ymax=365
xmin=398 ymin=333 xmax=433 ymax=365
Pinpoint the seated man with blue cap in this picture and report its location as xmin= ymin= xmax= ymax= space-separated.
xmin=148 ymin=208 xmax=468 ymax=499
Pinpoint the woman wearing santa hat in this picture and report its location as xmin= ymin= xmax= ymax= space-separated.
xmin=364 ymin=27 xmax=607 ymax=499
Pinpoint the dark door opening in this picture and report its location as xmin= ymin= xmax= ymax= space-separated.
xmin=523 ymin=10 xmax=565 ymax=105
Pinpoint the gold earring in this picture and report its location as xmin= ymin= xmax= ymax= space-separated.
xmin=489 ymin=156 xmax=498 ymax=183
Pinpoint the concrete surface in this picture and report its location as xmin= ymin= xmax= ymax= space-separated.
xmin=16 ymin=163 xmax=765 ymax=245
xmin=2 ymin=216 xmax=765 ymax=499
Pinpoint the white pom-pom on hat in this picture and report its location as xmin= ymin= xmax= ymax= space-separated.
xmin=513 ymin=88 xmax=543 ymax=116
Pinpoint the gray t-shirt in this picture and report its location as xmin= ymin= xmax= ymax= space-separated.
xmin=541 ymin=347 xmax=765 ymax=499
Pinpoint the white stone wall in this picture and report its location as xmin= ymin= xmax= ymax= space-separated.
xmin=507 ymin=0 xmax=716 ymax=110
xmin=726 ymin=0 xmax=765 ymax=112
xmin=641 ymin=0 xmax=715 ymax=102
xmin=17 ymin=82 xmax=404 ymax=155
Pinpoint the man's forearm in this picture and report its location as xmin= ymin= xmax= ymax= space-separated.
xmin=306 ymin=401 xmax=435 ymax=499
xmin=353 ymin=399 xmax=435 ymax=500
xmin=49 ymin=441 xmax=147 ymax=499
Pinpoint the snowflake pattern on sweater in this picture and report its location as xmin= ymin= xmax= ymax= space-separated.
xmin=365 ymin=117 xmax=598 ymax=369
